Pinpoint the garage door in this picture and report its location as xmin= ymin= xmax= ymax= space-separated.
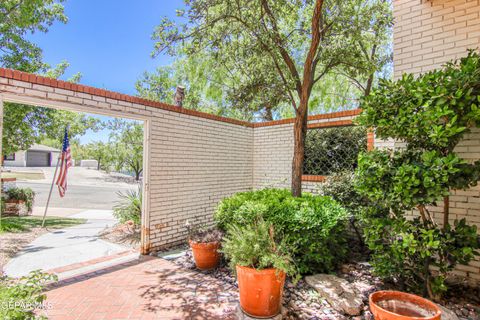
xmin=26 ymin=151 xmax=50 ymax=167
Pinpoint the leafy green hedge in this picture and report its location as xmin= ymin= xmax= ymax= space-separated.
xmin=214 ymin=189 xmax=348 ymax=274
xmin=0 ymin=271 xmax=56 ymax=319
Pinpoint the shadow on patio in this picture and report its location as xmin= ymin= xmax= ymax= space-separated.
xmin=40 ymin=256 xmax=238 ymax=320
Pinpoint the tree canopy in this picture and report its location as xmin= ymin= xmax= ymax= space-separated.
xmin=140 ymin=0 xmax=392 ymax=123
xmin=0 ymin=0 xmax=67 ymax=73
xmin=2 ymin=62 xmax=101 ymax=156
xmin=77 ymin=120 xmax=144 ymax=180
xmin=0 ymin=1 xmax=102 ymax=156
xmin=151 ymin=0 xmax=392 ymax=195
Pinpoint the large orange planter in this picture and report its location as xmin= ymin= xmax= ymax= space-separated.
xmin=236 ymin=265 xmax=286 ymax=318
xmin=189 ymin=240 xmax=220 ymax=270
xmin=369 ymin=291 xmax=441 ymax=320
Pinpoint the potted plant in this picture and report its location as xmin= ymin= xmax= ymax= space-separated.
xmin=4 ymin=187 xmax=35 ymax=215
xmin=186 ymin=222 xmax=223 ymax=270
xmin=222 ymin=217 xmax=296 ymax=318
xmin=369 ymin=291 xmax=441 ymax=320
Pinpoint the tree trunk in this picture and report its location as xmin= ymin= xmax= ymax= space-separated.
xmin=264 ymin=106 xmax=274 ymax=121
xmin=291 ymin=100 xmax=308 ymax=197
xmin=443 ymin=195 xmax=450 ymax=230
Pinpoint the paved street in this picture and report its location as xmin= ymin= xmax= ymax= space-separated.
xmin=18 ymin=181 xmax=135 ymax=210
xmin=6 ymin=166 xmax=139 ymax=210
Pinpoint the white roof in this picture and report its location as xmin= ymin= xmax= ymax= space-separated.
xmin=28 ymin=144 xmax=61 ymax=152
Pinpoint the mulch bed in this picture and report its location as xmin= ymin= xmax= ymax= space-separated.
xmin=169 ymin=248 xmax=480 ymax=320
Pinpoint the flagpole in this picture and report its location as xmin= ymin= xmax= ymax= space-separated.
xmin=41 ymin=155 xmax=61 ymax=228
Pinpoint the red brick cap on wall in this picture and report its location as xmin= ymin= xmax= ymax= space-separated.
xmin=0 ymin=68 xmax=361 ymax=128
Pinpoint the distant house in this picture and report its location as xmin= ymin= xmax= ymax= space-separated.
xmin=3 ymin=144 xmax=61 ymax=167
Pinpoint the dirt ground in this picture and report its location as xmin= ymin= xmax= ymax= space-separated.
xmin=99 ymin=222 xmax=141 ymax=249
xmin=0 ymin=227 xmax=47 ymax=272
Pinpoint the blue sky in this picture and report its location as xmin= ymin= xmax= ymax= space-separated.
xmin=27 ymin=0 xmax=185 ymax=143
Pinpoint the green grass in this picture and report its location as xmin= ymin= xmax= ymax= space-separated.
xmin=1 ymin=171 xmax=45 ymax=180
xmin=0 ymin=216 xmax=86 ymax=234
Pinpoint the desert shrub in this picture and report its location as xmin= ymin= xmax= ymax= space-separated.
xmin=215 ymin=189 xmax=348 ymax=274
xmin=222 ymin=217 xmax=297 ymax=278
xmin=0 ymin=270 xmax=57 ymax=320
xmin=113 ymin=187 xmax=142 ymax=224
xmin=5 ymin=187 xmax=35 ymax=212
xmin=356 ymin=50 xmax=480 ymax=299
xmin=185 ymin=221 xmax=223 ymax=243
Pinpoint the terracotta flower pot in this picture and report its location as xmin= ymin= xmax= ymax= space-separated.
xmin=189 ymin=240 xmax=220 ymax=270
xmin=6 ymin=199 xmax=25 ymax=204
xmin=236 ymin=265 xmax=286 ymax=318
xmin=369 ymin=291 xmax=441 ymax=320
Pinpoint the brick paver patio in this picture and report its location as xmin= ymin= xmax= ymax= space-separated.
xmin=38 ymin=256 xmax=238 ymax=320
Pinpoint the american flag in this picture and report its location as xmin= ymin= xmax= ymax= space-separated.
xmin=56 ymin=128 xmax=72 ymax=197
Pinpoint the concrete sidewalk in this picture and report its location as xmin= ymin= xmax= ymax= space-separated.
xmin=3 ymin=209 xmax=130 ymax=277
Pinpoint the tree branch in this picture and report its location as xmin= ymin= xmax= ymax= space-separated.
xmin=301 ymin=0 xmax=325 ymax=104
xmin=260 ymin=0 xmax=302 ymax=95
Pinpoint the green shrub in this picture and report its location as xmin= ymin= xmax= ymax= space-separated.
xmin=364 ymin=216 xmax=479 ymax=296
xmin=304 ymin=126 xmax=367 ymax=175
xmin=113 ymin=187 xmax=142 ymax=224
xmin=215 ymin=189 xmax=348 ymax=274
xmin=0 ymin=270 xmax=57 ymax=320
xmin=5 ymin=187 xmax=35 ymax=212
xmin=319 ymin=172 xmax=389 ymax=245
xmin=222 ymin=217 xmax=297 ymax=278
xmin=356 ymin=50 xmax=480 ymax=299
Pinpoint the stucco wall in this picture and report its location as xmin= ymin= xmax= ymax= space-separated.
xmin=3 ymin=150 xmax=26 ymax=167
xmin=393 ymin=0 xmax=480 ymax=283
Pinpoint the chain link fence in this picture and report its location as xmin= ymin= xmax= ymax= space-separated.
xmin=303 ymin=125 xmax=367 ymax=176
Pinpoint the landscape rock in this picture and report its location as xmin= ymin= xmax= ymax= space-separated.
xmin=305 ymin=274 xmax=364 ymax=316
xmin=438 ymin=304 xmax=460 ymax=320
xmin=169 ymin=249 xmax=480 ymax=320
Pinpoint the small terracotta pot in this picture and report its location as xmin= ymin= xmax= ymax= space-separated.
xmin=369 ymin=291 xmax=441 ymax=320
xmin=189 ymin=240 xmax=220 ymax=270
xmin=236 ymin=265 xmax=286 ymax=318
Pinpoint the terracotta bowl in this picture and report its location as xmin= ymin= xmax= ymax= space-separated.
xmin=369 ymin=291 xmax=441 ymax=320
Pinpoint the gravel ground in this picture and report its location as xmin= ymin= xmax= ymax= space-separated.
xmin=169 ymin=248 xmax=480 ymax=320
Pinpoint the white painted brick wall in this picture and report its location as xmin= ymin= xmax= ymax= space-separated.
xmin=0 ymin=78 xmax=254 ymax=252
xmin=253 ymin=124 xmax=293 ymax=189
xmin=394 ymin=0 xmax=480 ymax=78
xmin=252 ymin=115 xmax=358 ymax=191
